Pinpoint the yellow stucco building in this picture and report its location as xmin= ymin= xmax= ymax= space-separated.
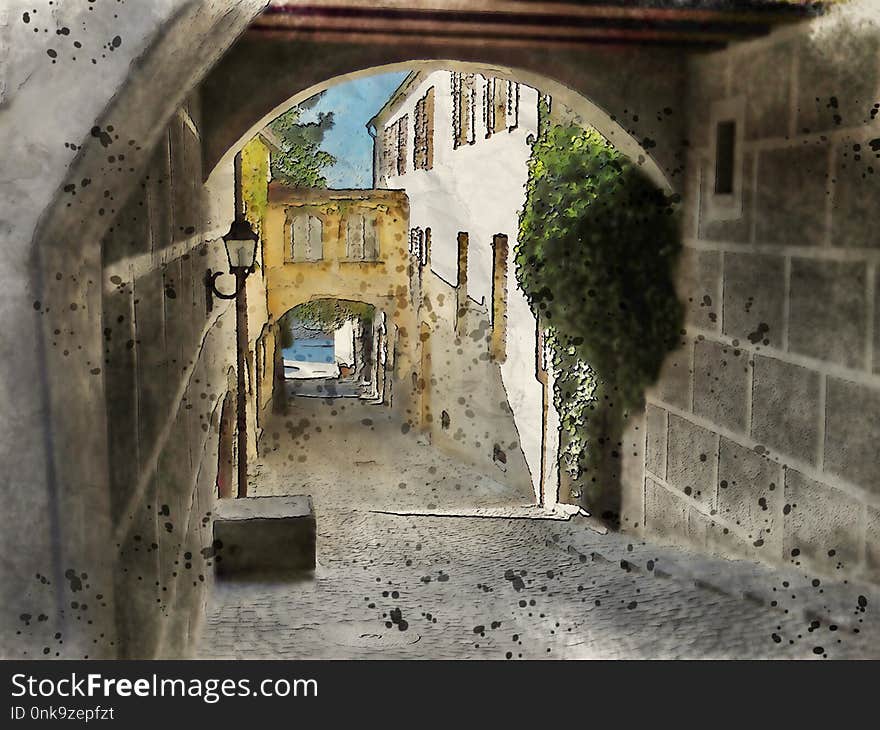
xmin=258 ymin=184 xmax=419 ymax=419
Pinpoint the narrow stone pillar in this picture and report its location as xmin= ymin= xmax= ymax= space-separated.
xmin=455 ymin=231 xmax=469 ymax=335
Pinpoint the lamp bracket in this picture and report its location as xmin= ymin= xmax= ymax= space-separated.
xmin=204 ymin=267 xmax=252 ymax=314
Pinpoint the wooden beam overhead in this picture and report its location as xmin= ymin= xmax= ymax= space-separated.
xmin=253 ymin=0 xmax=823 ymax=48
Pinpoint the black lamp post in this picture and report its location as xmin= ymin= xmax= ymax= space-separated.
xmin=205 ymin=215 xmax=259 ymax=498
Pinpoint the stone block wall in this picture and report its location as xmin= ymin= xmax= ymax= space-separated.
xmin=100 ymin=96 xmax=240 ymax=657
xmin=640 ymin=4 xmax=880 ymax=583
xmin=0 ymin=0 xmax=263 ymax=661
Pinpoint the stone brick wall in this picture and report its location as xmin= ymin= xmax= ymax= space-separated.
xmin=100 ymin=96 xmax=240 ymax=658
xmin=0 ymin=0 xmax=263 ymax=661
xmin=641 ymin=3 xmax=880 ymax=584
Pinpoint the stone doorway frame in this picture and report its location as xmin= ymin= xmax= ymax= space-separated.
xmin=216 ymin=391 xmax=236 ymax=499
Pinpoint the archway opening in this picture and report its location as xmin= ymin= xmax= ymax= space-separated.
xmin=54 ymin=55 xmax=681 ymax=661
xmin=229 ymin=61 xmax=679 ymax=520
xmin=277 ymin=299 xmax=384 ymax=401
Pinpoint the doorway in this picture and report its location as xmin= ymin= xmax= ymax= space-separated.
xmin=216 ymin=392 xmax=235 ymax=499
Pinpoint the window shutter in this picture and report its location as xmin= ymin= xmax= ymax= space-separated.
xmin=291 ymin=214 xmax=308 ymax=261
xmin=347 ymin=214 xmax=365 ymax=260
xmin=508 ymin=82 xmax=520 ymax=130
xmin=382 ymin=126 xmax=394 ymax=178
xmin=451 ymin=72 xmax=461 ymax=149
xmin=452 ymin=72 xmax=474 ymax=147
xmin=414 ymin=96 xmax=425 ymax=170
xmin=494 ymin=79 xmax=507 ymax=133
xmin=413 ymin=87 xmax=435 ymax=171
xmin=425 ymin=87 xmax=435 ymax=170
xmin=364 ymin=216 xmax=379 ymax=260
xmin=307 ymin=216 xmax=323 ymax=261
xmin=459 ymin=74 xmax=475 ymax=145
xmin=396 ymin=115 xmax=408 ymax=175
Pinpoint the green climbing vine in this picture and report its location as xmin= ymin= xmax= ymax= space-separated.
xmin=241 ymin=137 xmax=269 ymax=237
xmin=278 ymin=299 xmax=375 ymax=349
xmin=544 ymin=330 xmax=597 ymax=481
xmin=516 ymin=123 xmax=682 ymax=497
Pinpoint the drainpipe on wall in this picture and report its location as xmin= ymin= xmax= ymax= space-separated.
xmin=366 ymin=121 xmax=377 ymax=188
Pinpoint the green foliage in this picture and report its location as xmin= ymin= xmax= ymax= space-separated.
xmin=278 ymin=317 xmax=295 ymax=351
xmin=545 ymin=330 xmax=597 ymax=479
xmin=516 ymin=124 xmax=682 ymax=481
xmin=241 ymin=137 xmax=269 ymax=236
xmin=269 ymin=94 xmax=337 ymax=188
xmin=280 ymin=299 xmax=375 ymax=342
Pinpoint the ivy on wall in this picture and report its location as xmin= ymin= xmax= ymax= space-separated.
xmin=544 ymin=330 xmax=597 ymax=482
xmin=516 ymin=124 xmax=682 ymax=503
xmin=241 ymin=137 xmax=269 ymax=236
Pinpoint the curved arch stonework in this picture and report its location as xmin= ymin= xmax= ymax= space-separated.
xmin=21 ymin=13 xmax=682 ymax=611
xmin=202 ymin=42 xmax=685 ymax=191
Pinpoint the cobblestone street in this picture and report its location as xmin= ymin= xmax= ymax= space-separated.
xmin=198 ymin=399 xmax=880 ymax=659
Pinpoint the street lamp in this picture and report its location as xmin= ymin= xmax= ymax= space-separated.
xmin=205 ymin=215 xmax=259 ymax=499
xmin=205 ymin=218 xmax=259 ymax=310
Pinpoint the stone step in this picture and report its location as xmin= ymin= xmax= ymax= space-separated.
xmin=213 ymin=495 xmax=316 ymax=577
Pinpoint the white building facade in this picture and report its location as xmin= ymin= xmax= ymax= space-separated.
xmin=370 ymin=69 xmax=560 ymax=506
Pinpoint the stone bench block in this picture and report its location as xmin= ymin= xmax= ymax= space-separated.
xmin=213 ymin=495 xmax=315 ymax=577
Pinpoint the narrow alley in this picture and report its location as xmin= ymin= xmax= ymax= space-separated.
xmin=5 ymin=0 xmax=880 ymax=669
xmin=198 ymin=397 xmax=880 ymax=660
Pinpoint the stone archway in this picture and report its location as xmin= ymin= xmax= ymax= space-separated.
xmin=18 ymin=28 xmax=678 ymax=657
xmin=23 ymin=12 xmax=681 ymax=572
xmin=205 ymin=57 xmax=677 ymax=194
xmin=210 ymin=59 xmax=677 ymax=510
xmin=274 ymin=298 xmax=387 ymax=402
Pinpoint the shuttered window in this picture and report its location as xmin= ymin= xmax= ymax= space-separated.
xmin=396 ymin=114 xmax=408 ymax=176
xmin=452 ymin=72 xmax=475 ymax=148
xmin=346 ymin=213 xmax=379 ymax=261
xmin=483 ymin=78 xmax=509 ymax=138
xmin=290 ymin=214 xmax=323 ymax=262
xmin=414 ymin=87 xmax=435 ymax=171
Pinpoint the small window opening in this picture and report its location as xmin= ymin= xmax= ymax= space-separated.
xmin=714 ymin=120 xmax=736 ymax=195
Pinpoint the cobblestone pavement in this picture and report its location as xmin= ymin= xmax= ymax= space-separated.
xmin=198 ymin=399 xmax=880 ymax=659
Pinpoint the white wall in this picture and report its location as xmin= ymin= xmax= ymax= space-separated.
xmin=334 ymin=319 xmax=356 ymax=365
xmin=376 ymin=70 xmax=556 ymax=503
